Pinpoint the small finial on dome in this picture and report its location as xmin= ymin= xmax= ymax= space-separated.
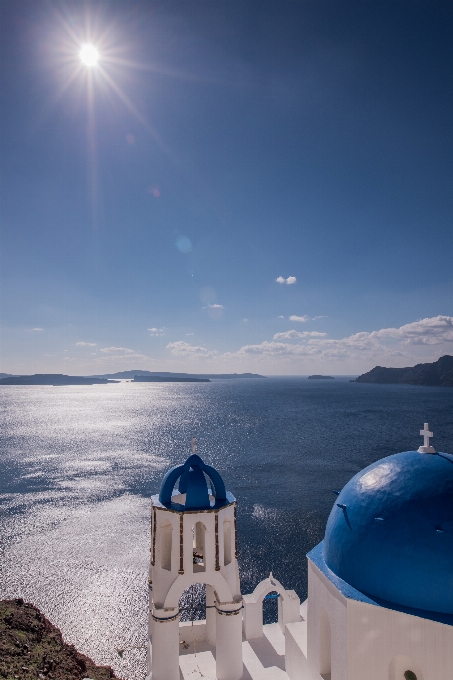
xmin=418 ymin=422 xmax=435 ymax=454
xmin=191 ymin=436 xmax=197 ymax=454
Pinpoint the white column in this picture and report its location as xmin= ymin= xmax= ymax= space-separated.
xmin=278 ymin=589 xmax=300 ymax=633
xmin=215 ymin=602 xmax=243 ymax=680
xmin=242 ymin=594 xmax=263 ymax=639
xmin=206 ymin=585 xmax=216 ymax=645
xmin=151 ymin=607 xmax=180 ymax=680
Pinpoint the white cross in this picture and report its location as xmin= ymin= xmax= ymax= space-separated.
xmin=418 ymin=422 xmax=435 ymax=454
xmin=421 ymin=423 xmax=433 ymax=448
xmin=191 ymin=436 xmax=197 ymax=454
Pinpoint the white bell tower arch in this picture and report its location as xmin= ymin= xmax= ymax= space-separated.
xmin=148 ymin=441 xmax=243 ymax=680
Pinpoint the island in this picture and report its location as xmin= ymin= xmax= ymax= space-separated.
xmin=0 ymin=374 xmax=119 ymax=386
xmin=352 ymin=354 xmax=453 ymax=387
xmin=133 ymin=375 xmax=210 ymax=383
xmin=308 ymin=375 xmax=335 ymax=380
xmin=0 ymin=598 xmax=119 ymax=679
xmin=86 ymin=370 xmax=266 ymax=380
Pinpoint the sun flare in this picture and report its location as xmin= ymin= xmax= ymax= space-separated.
xmin=79 ymin=44 xmax=99 ymax=67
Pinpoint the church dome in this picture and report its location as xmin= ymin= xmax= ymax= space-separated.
xmin=323 ymin=449 xmax=453 ymax=615
xmin=159 ymin=452 xmax=228 ymax=510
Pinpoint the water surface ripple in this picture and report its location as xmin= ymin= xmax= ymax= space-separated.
xmin=1 ymin=378 xmax=452 ymax=678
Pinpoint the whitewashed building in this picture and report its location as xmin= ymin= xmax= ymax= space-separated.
xmin=147 ymin=427 xmax=453 ymax=680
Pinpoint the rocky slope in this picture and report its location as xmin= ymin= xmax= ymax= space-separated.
xmin=353 ymin=355 xmax=453 ymax=386
xmin=0 ymin=599 xmax=120 ymax=680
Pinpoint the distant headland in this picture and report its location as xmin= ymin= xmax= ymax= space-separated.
xmin=352 ymin=354 xmax=453 ymax=387
xmin=308 ymin=375 xmax=335 ymax=380
xmin=133 ymin=375 xmax=210 ymax=383
xmin=0 ymin=374 xmax=118 ymax=386
xmin=0 ymin=371 xmax=266 ymax=385
xmin=87 ymin=370 xmax=266 ymax=380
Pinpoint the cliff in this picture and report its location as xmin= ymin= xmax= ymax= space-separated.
xmin=0 ymin=599 xmax=120 ymax=679
xmin=353 ymin=355 xmax=453 ymax=386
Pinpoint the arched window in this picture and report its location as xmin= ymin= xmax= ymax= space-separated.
xmin=193 ymin=521 xmax=206 ymax=572
xmin=262 ymin=590 xmax=279 ymax=625
xmin=319 ymin=608 xmax=331 ymax=678
xmin=223 ymin=518 xmax=232 ymax=566
xmin=404 ymin=672 xmax=417 ymax=680
xmin=161 ymin=522 xmax=172 ymax=571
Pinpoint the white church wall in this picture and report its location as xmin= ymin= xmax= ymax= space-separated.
xmin=218 ymin=504 xmax=241 ymax=600
xmin=348 ymin=599 xmax=453 ymax=680
xmin=305 ymin=558 xmax=453 ymax=680
xmin=307 ymin=561 xmax=348 ymax=680
xmin=152 ymin=508 xmax=180 ymax=607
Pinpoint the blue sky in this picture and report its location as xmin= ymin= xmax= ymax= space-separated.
xmin=1 ymin=1 xmax=452 ymax=375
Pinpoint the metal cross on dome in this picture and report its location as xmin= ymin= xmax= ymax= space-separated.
xmin=418 ymin=423 xmax=435 ymax=454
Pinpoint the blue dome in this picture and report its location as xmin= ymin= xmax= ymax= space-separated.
xmin=159 ymin=453 xmax=228 ymax=510
xmin=323 ymin=450 xmax=453 ymax=615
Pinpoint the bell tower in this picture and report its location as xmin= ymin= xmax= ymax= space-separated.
xmin=148 ymin=440 xmax=243 ymax=680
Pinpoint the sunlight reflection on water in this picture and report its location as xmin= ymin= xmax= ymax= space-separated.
xmin=1 ymin=379 xmax=452 ymax=678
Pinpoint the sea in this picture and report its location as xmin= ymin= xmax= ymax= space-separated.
xmin=1 ymin=377 xmax=452 ymax=679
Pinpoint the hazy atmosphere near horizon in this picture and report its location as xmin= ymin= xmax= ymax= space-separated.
xmin=1 ymin=0 xmax=452 ymax=376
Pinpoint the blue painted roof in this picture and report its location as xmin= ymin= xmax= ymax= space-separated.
xmin=323 ymin=450 xmax=453 ymax=615
xmin=158 ymin=453 xmax=229 ymax=510
xmin=308 ymin=542 xmax=453 ymax=627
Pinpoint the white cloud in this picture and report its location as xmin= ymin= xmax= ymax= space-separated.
xmin=224 ymin=337 xmax=394 ymax=363
xmin=26 ymin=327 xmax=43 ymax=332
xmin=76 ymin=341 xmax=97 ymax=346
xmin=276 ymin=276 xmax=297 ymax=285
xmin=371 ymin=315 xmax=453 ymax=345
xmin=186 ymin=332 xmax=194 ymax=336
xmin=274 ymin=330 xmax=328 ymax=339
xmin=225 ymin=316 xmax=453 ymax=366
xmin=289 ymin=315 xmax=309 ymax=322
xmin=278 ymin=315 xmax=285 ymax=319
xmin=204 ymin=303 xmax=224 ymax=320
xmin=166 ymin=341 xmax=215 ymax=359
xmin=148 ymin=327 xmax=165 ymax=336
xmin=100 ymin=347 xmax=136 ymax=354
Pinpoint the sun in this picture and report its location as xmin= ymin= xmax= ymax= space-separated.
xmin=79 ymin=44 xmax=100 ymax=68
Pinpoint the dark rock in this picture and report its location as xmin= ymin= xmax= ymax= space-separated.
xmin=0 ymin=599 xmax=121 ymax=679
xmin=352 ymin=355 xmax=453 ymax=386
xmin=307 ymin=375 xmax=335 ymax=380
